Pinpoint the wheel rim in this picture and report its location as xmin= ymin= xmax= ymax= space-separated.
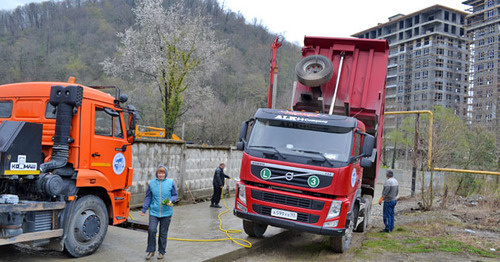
xmin=303 ymin=60 xmax=325 ymax=74
xmin=74 ymin=210 xmax=101 ymax=243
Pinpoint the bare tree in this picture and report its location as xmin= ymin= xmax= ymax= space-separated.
xmin=101 ymin=0 xmax=226 ymax=138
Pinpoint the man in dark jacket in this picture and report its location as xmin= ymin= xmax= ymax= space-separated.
xmin=378 ymin=170 xmax=399 ymax=233
xmin=210 ymin=163 xmax=230 ymax=208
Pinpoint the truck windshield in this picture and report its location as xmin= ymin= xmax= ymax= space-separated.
xmin=247 ymin=119 xmax=353 ymax=162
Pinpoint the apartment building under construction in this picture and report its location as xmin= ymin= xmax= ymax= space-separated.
xmin=353 ymin=5 xmax=469 ymax=122
xmin=463 ymin=0 xmax=499 ymax=151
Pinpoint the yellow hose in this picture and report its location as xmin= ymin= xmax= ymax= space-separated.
xmin=130 ymin=181 xmax=252 ymax=248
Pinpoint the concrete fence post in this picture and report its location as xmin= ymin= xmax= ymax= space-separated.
xmin=179 ymin=142 xmax=186 ymax=200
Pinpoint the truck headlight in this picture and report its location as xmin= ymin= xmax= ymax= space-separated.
xmin=324 ymin=220 xmax=339 ymax=228
xmin=238 ymin=183 xmax=246 ymax=205
xmin=326 ymin=200 xmax=342 ymax=220
xmin=237 ymin=201 xmax=247 ymax=212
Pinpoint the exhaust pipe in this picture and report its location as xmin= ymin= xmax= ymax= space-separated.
xmin=40 ymin=85 xmax=83 ymax=173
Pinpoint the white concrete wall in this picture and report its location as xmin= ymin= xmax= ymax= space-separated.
xmin=130 ymin=138 xmax=242 ymax=207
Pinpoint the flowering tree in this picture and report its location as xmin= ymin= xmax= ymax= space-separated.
xmin=102 ymin=0 xmax=225 ymax=138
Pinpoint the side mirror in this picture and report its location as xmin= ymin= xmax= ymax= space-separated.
xmin=362 ymin=135 xmax=375 ymax=157
xmin=236 ymin=141 xmax=245 ymax=151
xmin=239 ymin=121 xmax=249 ymax=141
xmin=360 ymin=158 xmax=373 ymax=168
xmin=127 ymin=130 xmax=135 ymax=144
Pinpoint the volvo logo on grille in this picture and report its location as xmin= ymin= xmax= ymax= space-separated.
xmin=285 ymin=172 xmax=294 ymax=181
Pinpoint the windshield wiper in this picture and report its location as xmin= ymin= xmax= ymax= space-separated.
xmin=249 ymin=145 xmax=286 ymax=159
xmin=291 ymin=149 xmax=334 ymax=166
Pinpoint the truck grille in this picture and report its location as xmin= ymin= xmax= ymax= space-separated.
xmin=250 ymin=162 xmax=333 ymax=189
xmin=251 ymin=190 xmax=324 ymax=210
xmin=252 ymin=204 xmax=320 ymax=224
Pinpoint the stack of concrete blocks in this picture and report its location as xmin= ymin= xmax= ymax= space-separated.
xmin=130 ymin=138 xmax=242 ymax=207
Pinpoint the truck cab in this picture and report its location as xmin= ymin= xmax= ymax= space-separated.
xmin=0 ymin=78 xmax=138 ymax=257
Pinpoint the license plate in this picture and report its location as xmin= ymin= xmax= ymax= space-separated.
xmin=271 ymin=208 xmax=298 ymax=220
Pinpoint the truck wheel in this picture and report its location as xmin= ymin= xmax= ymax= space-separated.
xmin=64 ymin=195 xmax=108 ymax=257
xmin=330 ymin=203 xmax=359 ymax=253
xmin=295 ymin=55 xmax=334 ymax=87
xmin=355 ymin=195 xmax=372 ymax=232
xmin=243 ymin=220 xmax=267 ymax=238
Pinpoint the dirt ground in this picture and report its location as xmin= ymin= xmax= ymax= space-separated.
xmin=353 ymin=193 xmax=499 ymax=262
xmin=239 ymin=194 xmax=499 ymax=261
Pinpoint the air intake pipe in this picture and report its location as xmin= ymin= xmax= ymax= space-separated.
xmin=40 ymin=85 xmax=83 ymax=173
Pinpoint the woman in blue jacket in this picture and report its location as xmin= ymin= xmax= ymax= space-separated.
xmin=141 ymin=165 xmax=178 ymax=260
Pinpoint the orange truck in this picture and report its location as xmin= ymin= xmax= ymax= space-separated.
xmin=0 ymin=78 xmax=138 ymax=257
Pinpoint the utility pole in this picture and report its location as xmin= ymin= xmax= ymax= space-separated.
xmin=412 ymin=114 xmax=420 ymax=197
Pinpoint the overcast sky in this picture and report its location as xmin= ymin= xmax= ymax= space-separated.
xmin=1 ymin=0 xmax=470 ymax=44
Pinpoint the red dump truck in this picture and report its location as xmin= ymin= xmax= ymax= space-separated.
xmin=0 ymin=78 xmax=138 ymax=257
xmin=234 ymin=36 xmax=388 ymax=252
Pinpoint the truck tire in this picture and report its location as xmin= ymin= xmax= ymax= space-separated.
xmin=64 ymin=195 xmax=108 ymax=257
xmin=355 ymin=195 xmax=372 ymax=232
xmin=295 ymin=55 xmax=334 ymax=87
xmin=243 ymin=220 xmax=268 ymax=238
xmin=330 ymin=203 xmax=359 ymax=253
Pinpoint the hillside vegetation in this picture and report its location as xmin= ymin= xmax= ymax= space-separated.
xmin=0 ymin=0 xmax=301 ymax=144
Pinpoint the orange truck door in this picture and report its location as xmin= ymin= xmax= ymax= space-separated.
xmin=90 ymin=105 xmax=128 ymax=189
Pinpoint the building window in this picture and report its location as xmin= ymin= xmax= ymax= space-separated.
xmin=446 ymin=60 xmax=454 ymax=69
xmin=423 ymin=71 xmax=429 ymax=79
xmin=434 ymin=93 xmax=442 ymax=101
xmin=487 ymin=9 xmax=495 ymax=18
xmin=422 ymin=93 xmax=427 ymax=100
xmin=452 ymin=13 xmax=456 ymax=22
xmin=444 ymin=11 xmax=449 ymax=21
xmin=436 ymin=48 xmax=444 ymax=55
xmin=446 ymin=94 xmax=452 ymax=100
xmin=414 ymin=83 xmax=420 ymax=90
xmin=446 ymin=82 xmax=453 ymax=91
xmin=435 ymin=71 xmax=443 ymax=78
xmin=422 ymin=82 xmax=428 ymax=89
xmin=436 ymin=58 xmax=444 ymax=67
xmin=423 ymin=59 xmax=429 ymax=67
xmin=415 ymin=72 xmax=421 ymax=79
xmin=447 ymin=50 xmax=453 ymax=56
xmin=444 ymin=24 xmax=449 ymax=32
xmin=414 ymin=94 xmax=419 ymax=101
xmin=423 ymin=48 xmax=430 ymax=54
xmin=434 ymin=81 xmax=443 ymax=90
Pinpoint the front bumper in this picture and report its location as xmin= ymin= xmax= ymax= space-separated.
xmin=234 ymin=209 xmax=346 ymax=236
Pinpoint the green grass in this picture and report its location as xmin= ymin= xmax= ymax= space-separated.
xmin=361 ymin=227 xmax=498 ymax=258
